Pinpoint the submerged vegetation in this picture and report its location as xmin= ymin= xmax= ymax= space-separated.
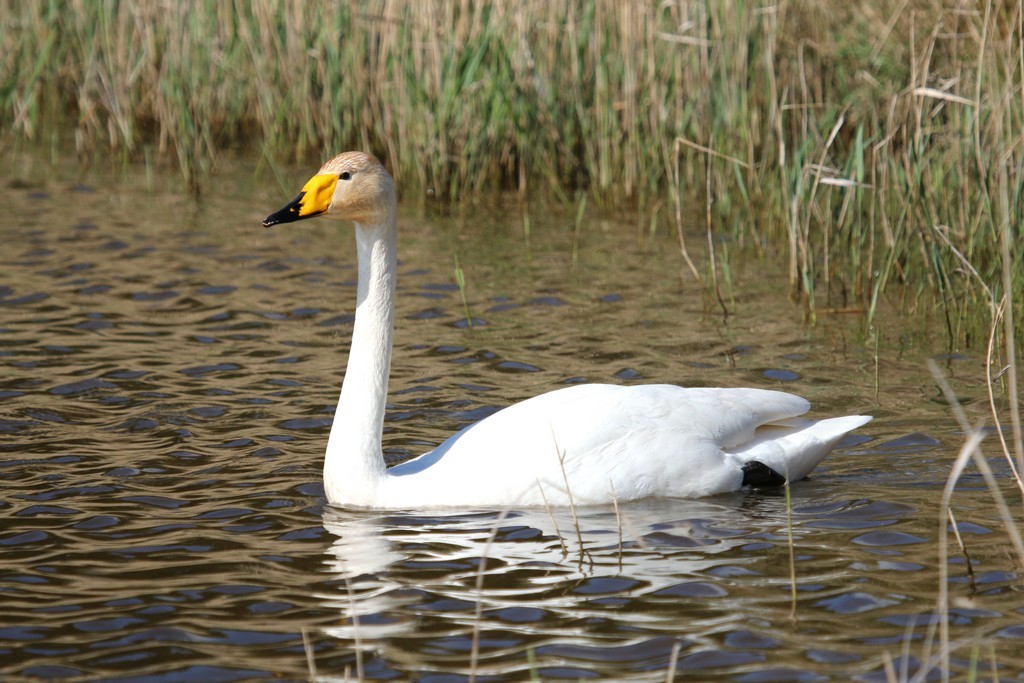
xmin=1 ymin=0 xmax=1021 ymax=333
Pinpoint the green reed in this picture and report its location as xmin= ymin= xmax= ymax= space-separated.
xmin=1 ymin=0 xmax=1021 ymax=338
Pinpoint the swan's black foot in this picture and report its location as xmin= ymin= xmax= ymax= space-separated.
xmin=741 ymin=460 xmax=787 ymax=488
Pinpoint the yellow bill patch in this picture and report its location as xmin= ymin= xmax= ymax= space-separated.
xmin=298 ymin=173 xmax=339 ymax=217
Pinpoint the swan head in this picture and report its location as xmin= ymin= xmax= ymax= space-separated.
xmin=262 ymin=151 xmax=395 ymax=228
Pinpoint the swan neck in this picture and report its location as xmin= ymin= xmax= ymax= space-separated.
xmin=325 ymin=212 xmax=397 ymax=503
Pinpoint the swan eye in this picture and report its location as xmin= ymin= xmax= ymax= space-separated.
xmin=339 ymin=172 xmax=352 ymax=181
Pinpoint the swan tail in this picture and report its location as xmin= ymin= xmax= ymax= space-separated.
xmin=735 ymin=414 xmax=872 ymax=487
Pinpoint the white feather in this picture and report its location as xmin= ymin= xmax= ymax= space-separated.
xmin=264 ymin=152 xmax=871 ymax=509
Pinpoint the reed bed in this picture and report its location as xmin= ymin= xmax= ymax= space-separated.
xmin=1 ymin=0 xmax=1021 ymax=331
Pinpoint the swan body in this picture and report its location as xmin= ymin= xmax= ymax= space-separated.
xmin=263 ymin=151 xmax=871 ymax=509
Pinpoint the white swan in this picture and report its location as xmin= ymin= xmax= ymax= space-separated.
xmin=263 ymin=151 xmax=871 ymax=509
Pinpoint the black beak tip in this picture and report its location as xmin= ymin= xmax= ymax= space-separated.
xmin=262 ymin=192 xmax=306 ymax=228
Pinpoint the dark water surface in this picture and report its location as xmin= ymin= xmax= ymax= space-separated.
xmin=2 ymin=159 xmax=1023 ymax=682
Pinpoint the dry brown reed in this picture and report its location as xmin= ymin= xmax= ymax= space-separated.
xmin=4 ymin=0 xmax=1019 ymax=331
xmin=2 ymin=7 xmax=1017 ymax=260
xmin=2 ymin=0 xmax=1021 ymax=332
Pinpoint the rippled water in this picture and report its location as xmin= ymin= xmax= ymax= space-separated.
xmin=2 ymin=158 xmax=1023 ymax=682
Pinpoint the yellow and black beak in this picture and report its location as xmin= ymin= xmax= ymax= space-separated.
xmin=262 ymin=173 xmax=339 ymax=227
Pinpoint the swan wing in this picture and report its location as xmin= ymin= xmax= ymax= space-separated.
xmin=381 ymin=384 xmax=863 ymax=507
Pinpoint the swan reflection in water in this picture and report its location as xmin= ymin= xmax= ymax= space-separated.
xmin=315 ymin=496 xmax=827 ymax=679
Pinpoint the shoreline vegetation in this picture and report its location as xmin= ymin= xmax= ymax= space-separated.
xmin=1 ymin=1 xmax=1021 ymax=332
